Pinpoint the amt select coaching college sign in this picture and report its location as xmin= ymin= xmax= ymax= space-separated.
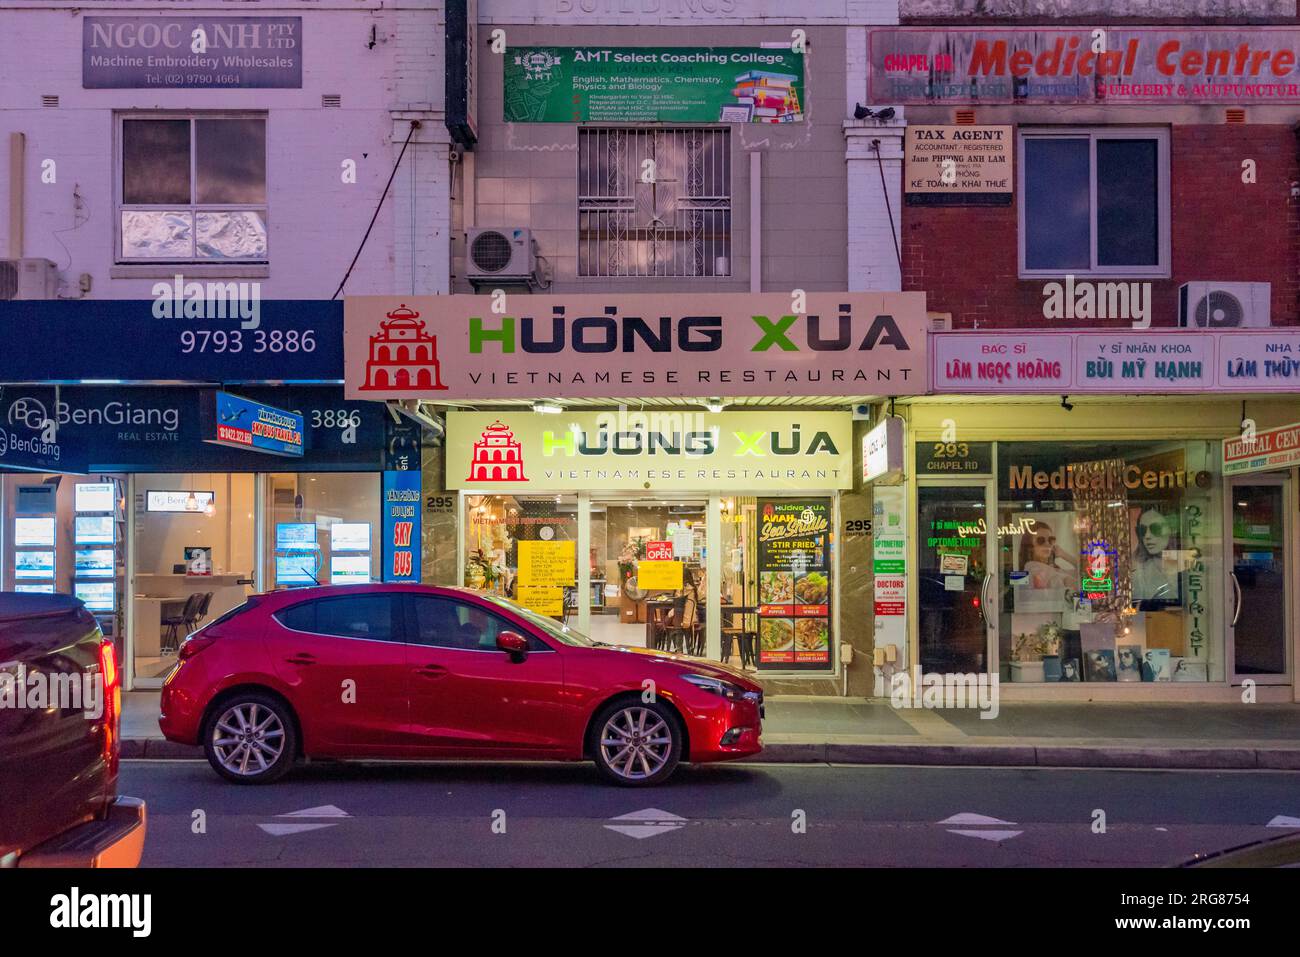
xmin=344 ymin=293 xmax=928 ymax=401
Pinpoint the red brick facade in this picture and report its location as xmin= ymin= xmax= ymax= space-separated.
xmin=904 ymin=123 xmax=1300 ymax=330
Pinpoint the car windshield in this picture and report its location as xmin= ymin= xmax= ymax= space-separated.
xmin=483 ymin=595 xmax=599 ymax=647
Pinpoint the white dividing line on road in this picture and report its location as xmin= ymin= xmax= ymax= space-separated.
xmin=258 ymin=804 xmax=352 ymax=835
xmin=938 ymin=812 xmax=1023 ymax=842
xmin=603 ymin=808 xmax=688 ymax=840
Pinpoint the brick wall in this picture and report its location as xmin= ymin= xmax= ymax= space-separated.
xmin=903 ymin=123 xmax=1300 ymax=328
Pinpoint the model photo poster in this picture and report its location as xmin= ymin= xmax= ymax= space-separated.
xmin=757 ymin=499 xmax=831 ymax=670
xmin=505 ymin=47 xmax=804 ymax=123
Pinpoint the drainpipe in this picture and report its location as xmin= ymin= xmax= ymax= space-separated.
xmin=8 ymin=132 xmax=24 ymax=257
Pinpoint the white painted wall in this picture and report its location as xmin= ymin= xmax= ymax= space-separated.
xmin=0 ymin=1 xmax=451 ymax=300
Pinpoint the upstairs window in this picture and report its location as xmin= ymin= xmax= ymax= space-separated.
xmin=118 ymin=114 xmax=267 ymax=263
xmin=1019 ymin=128 xmax=1169 ymax=278
xmin=578 ymin=128 xmax=731 ymax=278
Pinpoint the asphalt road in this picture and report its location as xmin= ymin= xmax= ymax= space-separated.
xmin=120 ymin=760 xmax=1300 ymax=867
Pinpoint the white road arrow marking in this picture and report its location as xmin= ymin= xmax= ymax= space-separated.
xmin=938 ymin=812 xmax=1016 ymax=827
xmin=1266 ymin=815 xmax=1300 ymax=828
xmin=603 ymin=808 xmax=687 ymax=840
xmin=939 ymin=812 xmax=1022 ymax=841
xmin=278 ymin=805 xmax=351 ymax=819
xmin=947 ymin=829 xmax=1024 ymax=842
xmin=258 ymin=822 xmax=340 ymax=836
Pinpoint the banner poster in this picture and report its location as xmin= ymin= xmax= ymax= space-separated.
xmin=756 ymin=499 xmax=832 ymax=670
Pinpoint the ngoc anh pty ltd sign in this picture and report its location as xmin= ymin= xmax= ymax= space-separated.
xmin=344 ymin=293 xmax=928 ymax=402
xmin=446 ymin=411 xmax=854 ymax=492
xmin=869 ymin=27 xmax=1300 ymax=104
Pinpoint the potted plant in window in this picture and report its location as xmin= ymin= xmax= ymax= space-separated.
xmin=1009 ymin=631 xmax=1048 ymax=683
xmin=1039 ymin=621 xmax=1065 ymax=682
xmin=465 ymin=549 xmax=499 ymax=591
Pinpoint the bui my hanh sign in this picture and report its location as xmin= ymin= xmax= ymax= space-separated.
xmin=344 ymin=293 xmax=928 ymax=401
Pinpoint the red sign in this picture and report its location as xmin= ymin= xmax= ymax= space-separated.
xmin=645 ymin=541 xmax=673 ymax=561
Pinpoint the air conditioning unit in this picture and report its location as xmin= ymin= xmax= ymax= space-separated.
xmin=1178 ymin=282 xmax=1271 ymax=329
xmin=465 ymin=227 xmax=537 ymax=285
xmin=0 ymin=258 xmax=59 ymax=300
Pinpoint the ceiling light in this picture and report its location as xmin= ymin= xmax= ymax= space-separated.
xmin=706 ymin=399 xmax=724 ymax=414
xmin=533 ymin=402 xmax=562 ymax=414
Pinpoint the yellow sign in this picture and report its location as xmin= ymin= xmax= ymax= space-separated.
xmin=517 ymin=584 xmax=564 ymax=617
xmin=637 ymin=560 xmax=684 ymax=591
xmin=517 ymin=540 xmax=576 ymax=586
xmin=447 ymin=410 xmax=855 ymax=491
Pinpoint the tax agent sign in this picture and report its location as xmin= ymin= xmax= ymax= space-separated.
xmin=83 ymin=16 xmax=302 ymax=89
xmin=869 ymin=27 xmax=1300 ymax=105
xmin=344 ymin=293 xmax=929 ymax=402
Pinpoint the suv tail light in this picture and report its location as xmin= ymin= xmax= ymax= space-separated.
xmin=98 ymin=639 xmax=120 ymax=774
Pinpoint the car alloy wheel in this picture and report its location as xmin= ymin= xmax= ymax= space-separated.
xmin=599 ymin=706 xmax=674 ymax=782
xmin=211 ymin=701 xmax=286 ymax=778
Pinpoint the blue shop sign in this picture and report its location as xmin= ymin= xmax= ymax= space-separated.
xmin=0 ymin=386 xmax=383 ymax=473
xmin=202 ymin=391 xmax=305 ymax=457
xmin=382 ymin=470 xmax=421 ymax=583
xmin=0 ymin=300 xmax=342 ymax=384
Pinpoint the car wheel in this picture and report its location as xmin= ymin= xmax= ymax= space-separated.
xmin=203 ymin=693 xmax=297 ymax=785
xmin=592 ymin=699 xmax=682 ymax=786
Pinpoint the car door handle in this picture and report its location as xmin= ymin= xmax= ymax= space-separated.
xmin=414 ymin=664 xmax=449 ymax=678
xmin=285 ymin=653 xmax=318 ymax=666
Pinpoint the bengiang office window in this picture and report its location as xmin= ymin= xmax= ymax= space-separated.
xmin=117 ymin=114 xmax=268 ymax=263
xmin=1018 ymin=128 xmax=1170 ymax=278
xmin=578 ymin=128 xmax=731 ymax=278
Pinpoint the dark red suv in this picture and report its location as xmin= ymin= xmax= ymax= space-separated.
xmin=160 ymin=584 xmax=762 ymax=786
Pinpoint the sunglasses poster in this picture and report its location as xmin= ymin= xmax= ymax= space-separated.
xmin=1011 ymin=510 xmax=1078 ymax=613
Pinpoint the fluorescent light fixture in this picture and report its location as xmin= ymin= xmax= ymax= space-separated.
xmin=533 ymin=402 xmax=563 ymax=414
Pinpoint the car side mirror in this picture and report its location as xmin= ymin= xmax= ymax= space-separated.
xmin=496 ymin=631 xmax=528 ymax=661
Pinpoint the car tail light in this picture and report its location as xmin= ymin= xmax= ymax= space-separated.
xmin=99 ymin=639 xmax=120 ymax=774
xmin=178 ymin=634 xmax=217 ymax=661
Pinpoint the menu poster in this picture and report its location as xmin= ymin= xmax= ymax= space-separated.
xmin=756 ymin=499 xmax=832 ymax=670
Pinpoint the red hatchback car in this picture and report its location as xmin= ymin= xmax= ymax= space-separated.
xmin=160 ymin=584 xmax=763 ymax=786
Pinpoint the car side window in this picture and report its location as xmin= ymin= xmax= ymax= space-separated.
xmin=409 ymin=597 xmax=548 ymax=652
xmin=276 ymin=596 xmax=398 ymax=643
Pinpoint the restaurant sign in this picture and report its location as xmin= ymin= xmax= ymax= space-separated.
xmin=869 ymin=27 xmax=1300 ymax=105
xmin=84 ymin=17 xmax=302 ymax=89
xmin=1223 ymin=421 xmax=1300 ymax=477
xmin=446 ymin=411 xmax=854 ymax=492
xmin=931 ymin=330 xmax=1300 ymax=394
xmin=345 ymin=293 xmax=928 ymax=401
xmin=505 ymin=47 xmax=804 ymax=123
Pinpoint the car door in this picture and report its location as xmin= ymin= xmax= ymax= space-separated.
xmin=269 ymin=593 xmax=412 ymax=755
xmin=404 ymin=595 xmax=569 ymax=756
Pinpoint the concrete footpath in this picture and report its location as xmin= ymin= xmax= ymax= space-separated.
xmin=122 ymin=692 xmax=1300 ymax=770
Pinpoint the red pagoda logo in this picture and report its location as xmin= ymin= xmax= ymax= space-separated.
xmin=360 ymin=303 xmax=447 ymax=392
xmin=467 ymin=420 xmax=528 ymax=482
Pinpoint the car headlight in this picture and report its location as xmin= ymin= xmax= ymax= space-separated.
xmin=681 ymin=673 xmax=746 ymax=700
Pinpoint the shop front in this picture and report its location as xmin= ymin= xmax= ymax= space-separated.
xmin=0 ymin=383 xmax=395 ymax=689
xmin=894 ymin=326 xmax=1300 ymax=701
xmin=445 ymin=410 xmax=851 ymax=678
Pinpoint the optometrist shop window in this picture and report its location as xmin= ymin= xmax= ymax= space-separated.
xmin=1018 ymin=128 xmax=1169 ymax=278
xmin=117 ymin=114 xmax=268 ymax=263
xmin=995 ymin=441 xmax=1222 ymax=686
